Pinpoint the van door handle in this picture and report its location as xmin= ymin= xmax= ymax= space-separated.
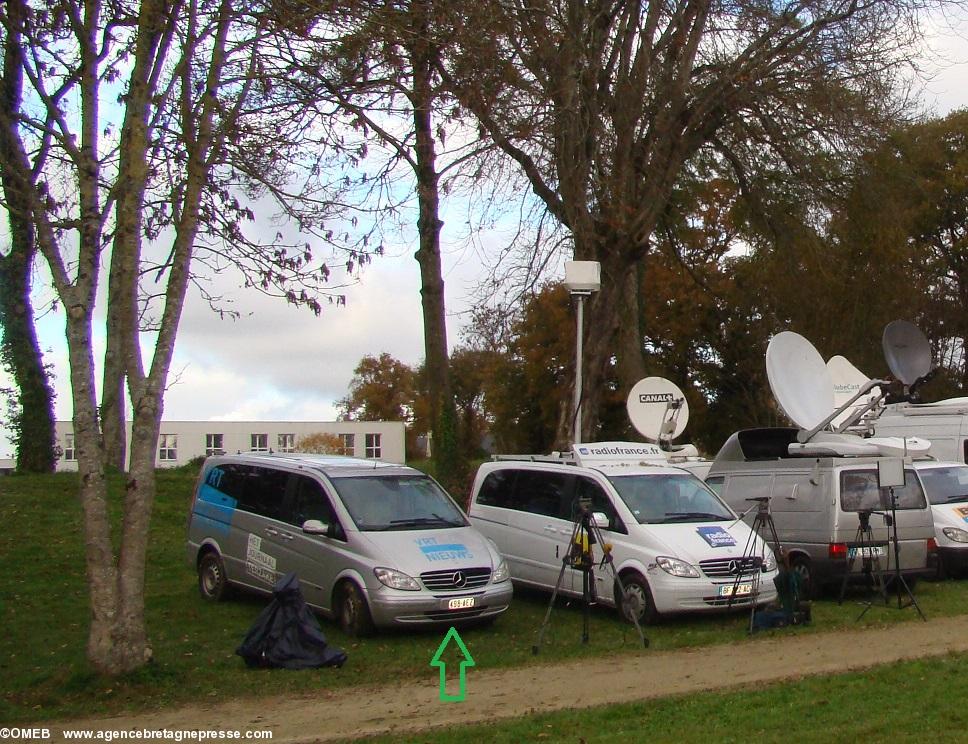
xmin=265 ymin=527 xmax=279 ymax=536
xmin=785 ymin=495 xmax=797 ymax=500
xmin=279 ymin=532 xmax=294 ymax=541
xmin=559 ymin=528 xmax=572 ymax=535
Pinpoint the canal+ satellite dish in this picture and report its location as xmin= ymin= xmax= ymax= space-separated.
xmin=883 ymin=320 xmax=932 ymax=386
xmin=766 ymin=331 xmax=835 ymax=431
xmin=626 ymin=377 xmax=690 ymax=442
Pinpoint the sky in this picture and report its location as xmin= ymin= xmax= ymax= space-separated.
xmin=2 ymin=20 xmax=968 ymax=458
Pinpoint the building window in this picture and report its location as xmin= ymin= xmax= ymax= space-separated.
xmin=159 ymin=434 xmax=177 ymax=462
xmin=278 ymin=433 xmax=295 ymax=453
xmin=365 ymin=433 xmax=381 ymax=459
xmin=206 ymin=433 xmax=224 ymax=456
xmin=251 ymin=433 xmax=268 ymax=452
xmin=64 ymin=434 xmax=76 ymax=461
xmin=339 ymin=433 xmax=355 ymax=456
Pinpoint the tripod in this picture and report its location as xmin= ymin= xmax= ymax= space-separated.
xmin=883 ymin=485 xmax=926 ymax=621
xmin=838 ymin=509 xmax=888 ymax=619
xmin=533 ymin=500 xmax=649 ymax=653
xmin=729 ymin=497 xmax=783 ymax=633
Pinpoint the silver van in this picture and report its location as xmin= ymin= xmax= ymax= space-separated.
xmin=704 ymin=428 xmax=938 ymax=597
xmin=186 ymin=452 xmax=512 ymax=635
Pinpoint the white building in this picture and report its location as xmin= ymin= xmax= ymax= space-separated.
xmin=54 ymin=420 xmax=406 ymax=471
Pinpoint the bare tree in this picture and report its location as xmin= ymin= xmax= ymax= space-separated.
xmin=442 ymin=0 xmax=932 ymax=437
xmin=0 ymin=0 xmax=354 ymax=674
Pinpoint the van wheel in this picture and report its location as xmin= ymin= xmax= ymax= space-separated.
xmin=791 ymin=556 xmax=817 ymax=600
xmin=338 ymin=581 xmax=375 ymax=637
xmin=618 ymin=573 xmax=660 ymax=625
xmin=198 ymin=552 xmax=229 ymax=601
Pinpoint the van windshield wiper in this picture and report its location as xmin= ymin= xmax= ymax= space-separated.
xmin=944 ymin=495 xmax=968 ymax=503
xmin=389 ymin=515 xmax=463 ymax=528
xmin=663 ymin=512 xmax=731 ymax=522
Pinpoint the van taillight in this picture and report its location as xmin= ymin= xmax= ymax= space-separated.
xmin=829 ymin=543 xmax=848 ymax=560
xmin=928 ymin=537 xmax=939 ymax=553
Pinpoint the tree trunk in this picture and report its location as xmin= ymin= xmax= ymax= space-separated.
xmin=0 ymin=0 xmax=57 ymax=473
xmin=410 ymin=4 xmax=464 ymax=488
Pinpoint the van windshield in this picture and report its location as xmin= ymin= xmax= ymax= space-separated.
xmin=330 ymin=475 xmax=469 ymax=531
xmin=606 ymin=473 xmax=734 ymax=524
xmin=917 ymin=466 xmax=968 ymax=505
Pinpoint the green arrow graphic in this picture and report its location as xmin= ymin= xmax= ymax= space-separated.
xmin=430 ymin=626 xmax=475 ymax=702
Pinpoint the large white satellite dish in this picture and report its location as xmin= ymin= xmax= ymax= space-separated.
xmin=827 ymin=355 xmax=879 ymax=429
xmin=766 ymin=331 xmax=835 ymax=431
xmin=883 ymin=320 xmax=932 ymax=386
xmin=626 ymin=377 xmax=690 ymax=442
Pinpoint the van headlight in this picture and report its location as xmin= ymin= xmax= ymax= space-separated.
xmin=656 ymin=556 xmax=700 ymax=578
xmin=491 ymin=558 xmax=509 ymax=583
xmin=374 ymin=567 xmax=421 ymax=591
xmin=943 ymin=527 xmax=968 ymax=544
xmin=763 ymin=550 xmax=777 ymax=572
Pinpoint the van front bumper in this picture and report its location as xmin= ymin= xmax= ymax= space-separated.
xmin=645 ymin=568 xmax=779 ymax=615
xmin=367 ymin=580 xmax=514 ymax=627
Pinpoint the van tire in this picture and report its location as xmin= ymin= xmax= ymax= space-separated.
xmin=198 ymin=551 xmax=229 ymax=601
xmin=618 ymin=572 xmax=660 ymax=625
xmin=790 ymin=556 xmax=817 ymax=600
xmin=337 ymin=581 xmax=375 ymax=637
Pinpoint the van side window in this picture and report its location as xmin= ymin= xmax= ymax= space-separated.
xmin=514 ymin=470 xmax=573 ymax=518
xmin=288 ymin=475 xmax=344 ymax=539
xmin=476 ymin=470 xmax=518 ymax=509
xmin=705 ymin=476 xmax=724 ymax=496
xmin=573 ymin=477 xmax=625 ymax=533
xmin=237 ymin=466 xmax=289 ymax=520
xmin=840 ymin=469 xmax=927 ymax=511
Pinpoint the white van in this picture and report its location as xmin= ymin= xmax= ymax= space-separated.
xmin=467 ymin=442 xmax=778 ymax=623
xmin=186 ymin=453 xmax=512 ymax=635
xmin=912 ymin=460 xmax=968 ymax=577
xmin=872 ymin=400 xmax=968 ymax=464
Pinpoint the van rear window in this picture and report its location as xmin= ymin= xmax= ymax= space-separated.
xmin=840 ymin=469 xmax=926 ymax=511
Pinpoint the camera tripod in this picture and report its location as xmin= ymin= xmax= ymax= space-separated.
xmin=533 ymin=500 xmax=648 ymax=653
xmin=729 ymin=497 xmax=783 ymax=633
xmin=883 ymin=486 xmax=926 ymax=621
xmin=838 ymin=509 xmax=889 ymax=619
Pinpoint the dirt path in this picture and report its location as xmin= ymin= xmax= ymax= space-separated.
xmin=43 ymin=614 xmax=968 ymax=742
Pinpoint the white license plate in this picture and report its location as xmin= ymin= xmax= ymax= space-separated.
xmin=848 ymin=546 xmax=885 ymax=558
xmin=447 ymin=597 xmax=476 ymax=610
xmin=718 ymin=583 xmax=752 ymax=597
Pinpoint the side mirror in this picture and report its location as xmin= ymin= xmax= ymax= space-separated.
xmin=302 ymin=519 xmax=331 ymax=536
xmin=592 ymin=512 xmax=610 ymax=529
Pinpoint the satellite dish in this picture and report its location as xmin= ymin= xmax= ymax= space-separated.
xmin=626 ymin=377 xmax=690 ymax=442
xmin=766 ymin=332 xmax=835 ymax=431
xmin=827 ymin=356 xmax=878 ymax=429
xmin=883 ymin=320 xmax=932 ymax=386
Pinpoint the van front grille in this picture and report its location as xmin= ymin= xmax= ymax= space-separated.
xmin=699 ymin=556 xmax=763 ymax=578
xmin=420 ymin=567 xmax=491 ymax=591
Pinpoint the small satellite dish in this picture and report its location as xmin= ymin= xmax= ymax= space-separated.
xmin=827 ymin=355 xmax=878 ymax=429
xmin=883 ymin=320 xmax=932 ymax=386
xmin=766 ymin=332 xmax=835 ymax=431
xmin=626 ymin=377 xmax=690 ymax=442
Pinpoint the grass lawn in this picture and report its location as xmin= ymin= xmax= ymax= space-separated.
xmin=3 ymin=469 xmax=968 ymax=725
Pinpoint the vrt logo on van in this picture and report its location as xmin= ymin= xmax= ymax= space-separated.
xmin=416 ymin=537 xmax=473 ymax=561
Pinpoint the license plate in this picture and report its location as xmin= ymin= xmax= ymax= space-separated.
xmin=848 ymin=546 xmax=885 ymax=558
xmin=718 ymin=583 xmax=752 ymax=597
xmin=447 ymin=597 xmax=475 ymax=610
